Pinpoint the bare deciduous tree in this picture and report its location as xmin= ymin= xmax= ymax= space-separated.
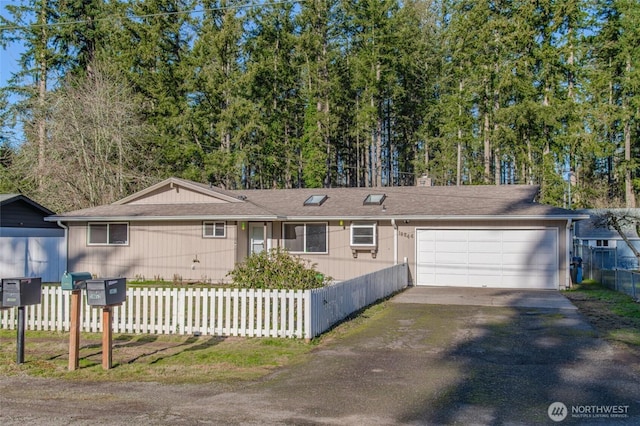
xmin=15 ymin=60 xmax=158 ymax=212
xmin=592 ymin=209 xmax=640 ymax=263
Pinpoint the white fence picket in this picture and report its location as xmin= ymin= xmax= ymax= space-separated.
xmin=0 ymin=264 xmax=408 ymax=340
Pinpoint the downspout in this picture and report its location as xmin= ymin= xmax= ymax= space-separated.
xmin=391 ymin=219 xmax=398 ymax=265
xmin=57 ymin=221 xmax=69 ymax=274
xmin=566 ymin=219 xmax=572 ymax=289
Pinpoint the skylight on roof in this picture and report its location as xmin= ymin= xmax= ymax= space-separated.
xmin=304 ymin=194 xmax=328 ymax=206
xmin=363 ymin=194 xmax=386 ymax=205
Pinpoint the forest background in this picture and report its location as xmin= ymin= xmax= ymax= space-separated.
xmin=0 ymin=0 xmax=638 ymax=214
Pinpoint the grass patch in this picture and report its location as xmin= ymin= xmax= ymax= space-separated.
xmin=0 ymin=297 xmax=391 ymax=385
xmin=563 ymin=281 xmax=640 ymax=351
xmin=0 ymin=329 xmax=316 ymax=384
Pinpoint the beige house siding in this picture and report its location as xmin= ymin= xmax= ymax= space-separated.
xmin=275 ymin=219 xmax=569 ymax=287
xmin=66 ymin=218 xmax=570 ymax=288
xmin=270 ymin=221 xmax=396 ymax=282
xmin=67 ymin=221 xmax=238 ymax=283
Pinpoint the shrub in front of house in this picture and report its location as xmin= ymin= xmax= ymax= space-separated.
xmin=227 ymin=248 xmax=330 ymax=290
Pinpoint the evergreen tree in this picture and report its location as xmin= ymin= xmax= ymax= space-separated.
xmin=244 ymin=0 xmax=301 ymax=188
xmin=586 ymin=0 xmax=640 ymax=208
xmin=0 ymin=0 xmax=65 ymax=190
xmin=118 ymin=0 xmax=196 ymax=178
xmin=185 ymin=0 xmax=248 ymax=188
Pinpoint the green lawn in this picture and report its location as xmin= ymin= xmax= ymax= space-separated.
xmin=0 ymin=329 xmax=316 ymax=384
xmin=563 ymin=280 xmax=640 ymax=349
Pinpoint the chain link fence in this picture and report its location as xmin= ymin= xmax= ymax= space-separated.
xmin=581 ymin=247 xmax=639 ymax=300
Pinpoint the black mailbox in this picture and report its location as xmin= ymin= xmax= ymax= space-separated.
xmin=61 ymin=271 xmax=93 ymax=290
xmin=0 ymin=281 xmax=6 ymax=310
xmin=1 ymin=277 xmax=42 ymax=307
xmin=86 ymin=278 xmax=126 ymax=307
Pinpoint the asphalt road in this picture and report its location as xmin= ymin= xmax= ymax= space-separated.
xmin=1 ymin=287 xmax=639 ymax=425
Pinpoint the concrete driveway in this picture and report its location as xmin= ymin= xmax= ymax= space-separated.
xmin=393 ymin=286 xmax=579 ymax=309
xmin=1 ymin=287 xmax=639 ymax=425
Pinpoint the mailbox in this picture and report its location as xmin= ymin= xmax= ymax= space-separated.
xmin=0 ymin=281 xmax=6 ymax=309
xmin=61 ymin=271 xmax=93 ymax=290
xmin=1 ymin=277 xmax=42 ymax=307
xmin=86 ymin=278 xmax=126 ymax=307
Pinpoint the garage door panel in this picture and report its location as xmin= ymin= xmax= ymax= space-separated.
xmin=436 ymin=271 xmax=469 ymax=286
xmin=436 ymin=241 xmax=469 ymax=253
xmin=436 ymin=252 xmax=467 ymax=264
xmin=468 ymin=230 xmax=501 ymax=242
xmin=416 ymin=228 xmax=558 ymax=289
xmin=503 ymin=252 xmax=555 ymax=267
xmin=417 ymin=238 xmax=435 ymax=250
xmin=468 ymin=252 xmax=501 ymax=266
xmin=502 ymin=240 xmax=534 ymax=253
xmin=435 ymin=230 xmax=467 ymax=240
xmin=468 ymin=241 xmax=502 ymax=253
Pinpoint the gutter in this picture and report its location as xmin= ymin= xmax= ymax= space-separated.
xmin=45 ymin=213 xmax=591 ymax=223
xmin=57 ymin=221 xmax=69 ymax=274
xmin=282 ymin=214 xmax=591 ymax=222
xmin=45 ymin=215 xmax=280 ymax=222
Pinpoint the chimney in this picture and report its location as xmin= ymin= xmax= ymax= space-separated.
xmin=416 ymin=175 xmax=432 ymax=187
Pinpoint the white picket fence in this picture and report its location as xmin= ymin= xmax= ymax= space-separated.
xmin=1 ymin=264 xmax=408 ymax=339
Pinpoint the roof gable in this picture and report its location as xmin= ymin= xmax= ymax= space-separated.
xmin=0 ymin=194 xmax=58 ymax=228
xmin=114 ymin=177 xmax=243 ymax=205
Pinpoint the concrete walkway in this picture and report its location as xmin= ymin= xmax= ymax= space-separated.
xmin=393 ymin=286 xmax=578 ymax=310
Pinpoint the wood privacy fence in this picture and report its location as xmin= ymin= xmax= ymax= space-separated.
xmin=1 ymin=264 xmax=408 ymax=340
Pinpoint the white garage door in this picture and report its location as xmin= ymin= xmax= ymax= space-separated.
xmin=416 ymin=229 xmax=559 ymax=289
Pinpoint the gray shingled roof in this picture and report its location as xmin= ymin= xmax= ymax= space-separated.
xmin=45 ymin=178 xmax=585 ymax=222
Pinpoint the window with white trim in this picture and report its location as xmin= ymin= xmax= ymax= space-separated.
xmin=283 ymin=223 xmax=328 ymax=253
xmin=350 ymin=222 xmax=377 ymax=246
xmin=88 ymin=223 xmax=129 ymax=245
xmin=203 ymin=221 xmax=226 ymax=238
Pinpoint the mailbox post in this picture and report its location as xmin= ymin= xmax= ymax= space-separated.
xmin=86 ymin=278 xmax=126 ymax=370
xmin=61 ymin=272 xmax=92 ymax=371
xmin=1 ymin=277 xmax=42 ymax=364
xmin=102 ymin=307 xmax=113 ymax=370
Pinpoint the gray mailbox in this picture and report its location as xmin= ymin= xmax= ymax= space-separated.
xmin=1 ymin=277 xmax=42 ymax=307
xmin=61 ymin=271 xmax=93 ymax=291
xmin=86 ymin=278 xmax=126 ymax=307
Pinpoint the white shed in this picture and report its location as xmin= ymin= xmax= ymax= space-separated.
xmin=0 ymin=194 xmax=65 ymax=282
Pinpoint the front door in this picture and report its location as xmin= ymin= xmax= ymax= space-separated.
xmin=249 ymin=223 xmax=265 ymax=255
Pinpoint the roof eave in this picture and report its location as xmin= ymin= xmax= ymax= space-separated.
xmin=45 ymin=215 xmax=279 ymax=222
xmin=46 ymin=213 xmax=589 ymax=222
xmin=271 ymin=214 xmax=590 ymax=221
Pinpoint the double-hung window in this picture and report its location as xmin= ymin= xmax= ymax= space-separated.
xmin=203 ymin=221 xmax=226 ymax=238
xmin=283 ymin=223 xmax=328 ymax=253
xmin=350 ymin=222 xmax=377 ymax=247
xmin=88 ymin=223 xmax=129 ymax=246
